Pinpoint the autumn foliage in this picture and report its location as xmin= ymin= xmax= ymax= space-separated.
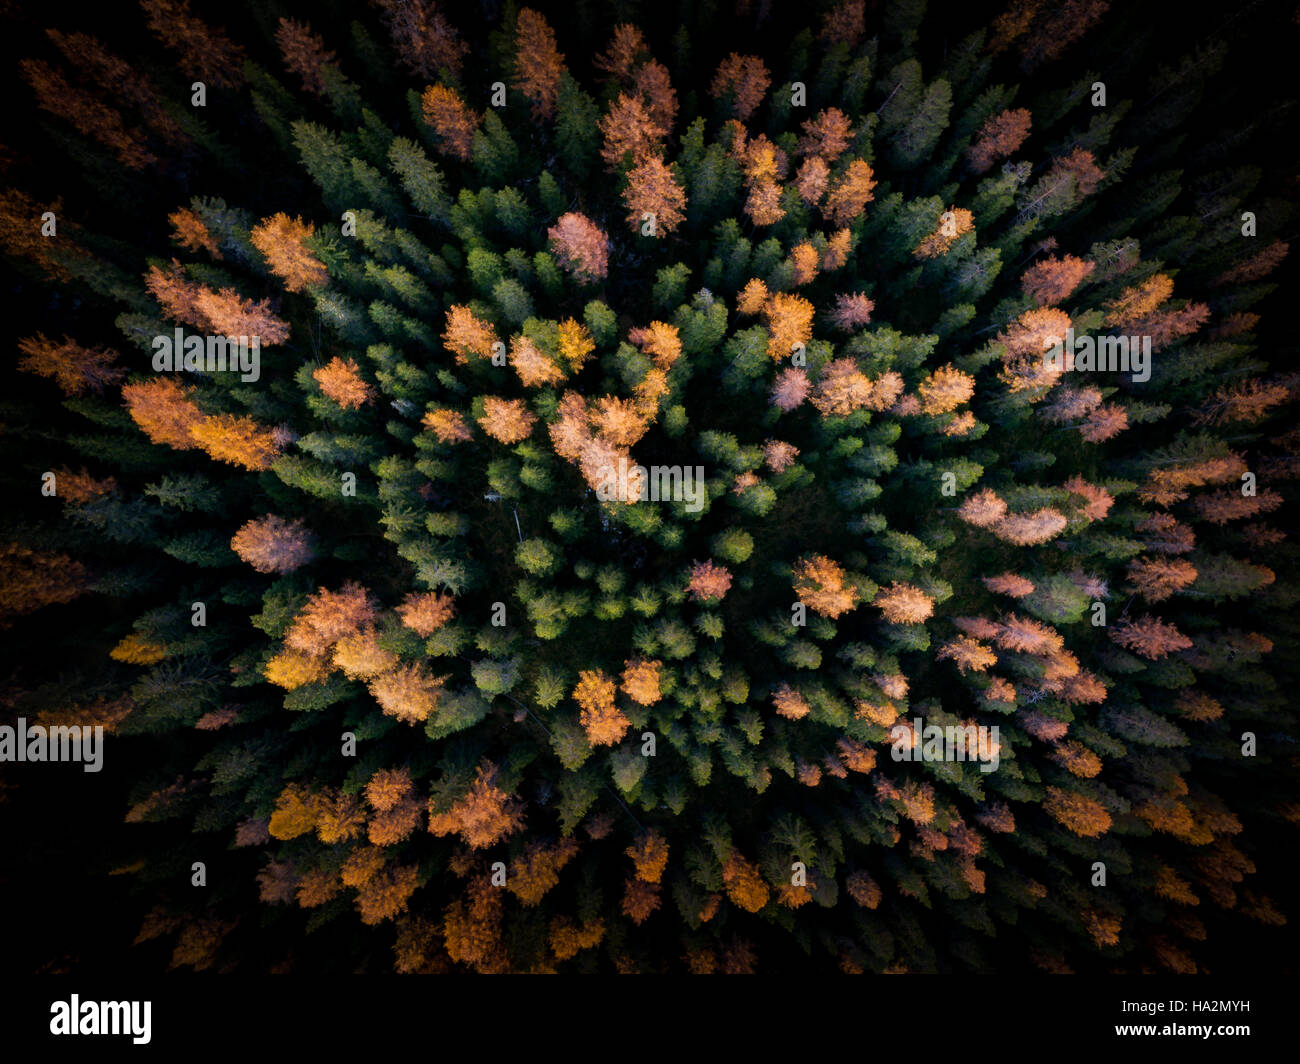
xmin=547 ymin=213 xmax=610 ymax=282
xmin=250 ymin=213 xmax=328 ymax=292
xmin=4 ymin=0 xmax=1294 ymax=981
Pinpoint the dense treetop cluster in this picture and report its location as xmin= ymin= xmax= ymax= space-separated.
xmin=1 ymin=0 xmax=1296 ymax=973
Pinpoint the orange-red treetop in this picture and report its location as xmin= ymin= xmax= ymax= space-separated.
xmin=547 ymin=212 xmax=610 ymax=282
xmin=421 ymin=85 xmax=478 ymax=162
xmin=711 ymin=54 xmax=770 ymax=121
xmin=513 ymin=8 xmax=565 ymax=121
xmin=231 ymin=515 xmax=315 ymax=574
xmin=251 ymin=213 xmax=328 ymax=292
xmin=275 ymin=17 xmax=335 ymax=94
xmin=967 ymin=108 xmax=1032 ymax=173
xmin=622 ymin=156 xmax=688 ymax=235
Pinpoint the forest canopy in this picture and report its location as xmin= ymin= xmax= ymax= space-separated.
xmin=0 ymin=0 xmax=1296 ymax=976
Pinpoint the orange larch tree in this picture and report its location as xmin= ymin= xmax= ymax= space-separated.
xmin=1191 ymin=487 xmax=1283 ymax=525
xmin=512 ymin=8 xmax=565 ymax=121
xmin=810 ymin=358 xmax=875 ymax=416
xmin=937 ymin=636 xmax=998 ymax=673
xmin=193 ymin=286 xmax=291 ymax=344
xmin=737 ymin=278 xmax=768 ymax=315
xmin=139 ymin=0 xmax=246 ymax=89
xmin=772 ymin=683 xmax=811 ymax=720
xmin=365 ymin=768 xmax=424 ymax=846
xmin=168 ymin=207 xmax=221 ymax=259
xmin=43 ymin=30 xmax=187 ymax=147
xmin=573 ymin=669 xmax=630 ymax=746
xmin=687 ymin=560 xmax=733 ymax=603
xmin=18 ymin=334 xmax=124 ymax=395
xmin=822 ymin=159 xmax=877 ymax=227
xmin=1193 ymin=378 xmax=1291 ymax=426
xmin=721 ymin=851 xmax=770 ymax=912
xmin=917 ymin=365 xmax=976 ymax=414
xmin=763 ymin=292 xmax=815 ymax=362
xmin=770 ymin=367 xmax=811 ymax=411
xmin=275 ymin=17 xmax=335 ymax=95
xmin=1212 ymin=240 xmax=1289 ymax=286
xmin=441 ymin=305 xmax=500 ymax=363
xmin=231 ymin=515 xmax=316 ymax=574
xmin=966 ymin=108 xmax=1032 ymax=173
xmin=819 ymin=0 xmax=866 ymax=46
xmin=792 ymin=555 xmax=857 ymax=618
xmin=368 ymin=663 xmax=447 ymax=724
xmin=189 ymin=414 xmax=282 ymax=471
xmin=599 ymin=93 xmax=668 ymax=169
xmin=442 ymin=875 xmax=508 ymax=972
xmin=635 ymin=61 xmax=677 ymax=132
xmin=477 ymin=397 xmax=537 ymax=444
xmin=711 ymin=53 xmax=770 ymax=121
xmin=420 ymin=85 xmax=478 ymax=162
xmin=313 ymin=356 xmax=374 ymax=409
xmin=829 ymin=292 xmax=874 ymax=332
xmin=556 ymin=318 xmax=596 ymax=372
xmin=795 ymin=157 xmax=830 ymax=205
xmin=507 ymin=839 xmax=580 ymax=907
xmin=509 ymin=335 xmax=565 ymax=388
xmin=373 ymin=0 xmax=468 ymax=79
xmin=763 ymin=439 xmax=800 ymax=472
xmin=621 ymin=659 xmax=663 ymax=705
xmin=422 ymin=408 xmax=474 ymax=444
xmin=622 ymin=156 xmax=687 ymax=236
xmin=0 ymin=188 xmax=78 ymax=281
xmin=957 ymin=488 xmax=1009 ymax=528
xmin=547 ymin=212 xmax=610 ymax=282
xmin=123 ymin=377 xmax=205 ymax=451
xmin=51 ymin=468 xmax=117 ymax=506
xmin=744 ymin=178 xmax=785 ymax=227
xmin=875 ymin=582 xmax=935 ymax=624
xmin=1126 ymin=557 xmax=1198 ymax=602
xmin=621 ymin=878 xmax=662 ymax=924
xmin=1046 ymin=146 xmax=1105 ymax=197
xmin=1044 ymin=786 xmax=1112 ymax=837
xmin=913 ymin=207 xmax=975 ymax=259
xmin=20 ymin=58 xmax=157 ymax=169
xmin=1110 ymin=616 xmax=1195 ymax=659
xmin=145 ymin=260 xmax=208 ymax=329
xmin=626 ymin=832 xmax=670 ymax=883
xmin=990 ymin=508 xmax=1069 ymax=546
xmin=354 ymin=863 xmax=421 ymax=925
xmin=285 ymin=582 xmax=378 ymax=655
xmin=264 ymin=648 xmax=330 ymax=691
xmin=1078 ymin=404 xmax=1129 ymax=443
xmin=1104 ymin=273 xmax=1174 ymax=328
xmin=1137 ymin=512 xmax=1196 ymax=554
xmin=250 ymin=213 xmax=328 ymax=292
xmin=789 ymin=242 xmax=821 ymax=285
xmin=1022 ymin=253 xmax=1094 ymax=306
xmin=1062 ymin=474 xmax=1115 ymax=521
xmin=396 ymin=590 xmax=456 ymax=637
xmin=796 ymin=108 xmax=854 ymax=161
xmin=332 ymin=629 xmax=399 ymax=681
xmin=594 ymin=23 xmax=648 ymax=83
xmin=0 ymin=543 xmax=87 ymax=627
